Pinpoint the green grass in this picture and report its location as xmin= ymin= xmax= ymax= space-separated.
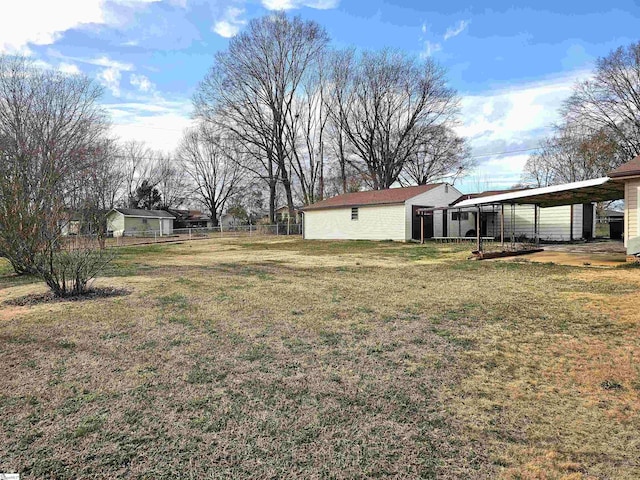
xmin=1 ymin=237 xmax=639 ymax=479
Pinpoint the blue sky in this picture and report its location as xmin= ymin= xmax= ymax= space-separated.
xmin=2 ymin=0 xmax=639 ymax=192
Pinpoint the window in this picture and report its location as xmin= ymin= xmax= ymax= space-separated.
xmin=142 ymin=218 xmax=148 ymax=224
xmin=452 ymin=212 xmax=469 ymax=221
xmin=351 ymin=207 xmax=359 ymax=221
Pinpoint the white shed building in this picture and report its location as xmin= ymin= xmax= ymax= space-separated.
xmin=302 ymin=183 xmax=463 ymax=241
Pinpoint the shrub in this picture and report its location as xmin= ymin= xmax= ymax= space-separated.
xmin=34 ymin=237 xmax=116 ymax=297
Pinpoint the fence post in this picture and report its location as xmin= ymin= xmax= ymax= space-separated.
xmin=154 ymin=231 xmax=157 ymax=243
xmin=249 ymin=224 xmax=252 ymax=237
xmin=189 ymin=228 xmax=192 ymax=241
xmin=287 ymin=219 xmax=290 ymax=236
xmin=276 ymin=223 xmax=279 ymax=236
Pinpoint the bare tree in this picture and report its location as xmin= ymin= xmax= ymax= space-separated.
xmin=156 ymin=152 xmax=189 ymax=209
xmin=120 ymin=140 xmax=158 ymax=208
xmin=563 ymin=42 xmax=640 ymax=161
xmin=328 ymin=48 xmax=460 ymax=189
xmin=0 ymin=55 xmax=114 ymax=296
xmin=194 ymin=12 xmax=329 ymax=221
xmin=286 ymin=53 xmax=331 ymax=204
xmin=399 ymin=125 xmax=472 ymax=185
xmin=522 ymin=123 xmax=621 ymax=186
xmin=74 ymin=138 xmax=124 ymax=247
xmin=178 ymin=124 xmax=244 ymax=227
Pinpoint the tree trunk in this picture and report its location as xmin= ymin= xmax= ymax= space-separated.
xmin=280 ymin=167 xmax=296 ymax=218
xmin=268 ymin=180 xmax=277 ymax=224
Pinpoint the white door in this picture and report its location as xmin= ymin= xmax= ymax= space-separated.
xmin=160 ymin=219 xmax=172 ymax=236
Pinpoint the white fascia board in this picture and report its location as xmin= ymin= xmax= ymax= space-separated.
xmin=455 ymin=177 xmax=612 ymax=208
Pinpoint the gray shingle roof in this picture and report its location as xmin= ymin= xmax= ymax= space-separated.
xmin=112 ymin=208 xmax=175 ymax=218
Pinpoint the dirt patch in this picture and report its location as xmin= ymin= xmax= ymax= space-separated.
xmin=5 ymin=287 xmax=130 ymax=306
xmin=543 ymin=337 xmax=640 ymax=421
xmin=504 ymin=250 xmax=627 ymax=267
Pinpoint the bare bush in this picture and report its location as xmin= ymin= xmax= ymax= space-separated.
xmin=36 ymin=236 xmax=116 ymax=297
xmin=0 ymin=54 xmax=113 ymax=296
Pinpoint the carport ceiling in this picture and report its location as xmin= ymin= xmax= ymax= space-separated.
xmin=454 ymin=177 xmax=625 ymax=209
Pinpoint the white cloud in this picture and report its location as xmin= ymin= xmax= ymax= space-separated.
xmin=212 ymin=0 xmax=339 ymax=37
xmin=421 ymin=23 xmax=427 ymax=34
xmin=0 ymin=0 xmax=160 ymax=53
xmin=82 ymin=55 xmax=135 ymax=97
xmin=130 ymin=73 xmax=154 ymax=92
xmin=213 ymin=7 xmax=246 ymax=38
xmin=421 ymin=41 xmax=442 ymax=58
xmin=91 ymin=56 xmax=134 ymax=71
xmin=261 ymin=0 xmax=339 ymax=9
xmin=58 ymin=62 xmax=81 ymax=75
xmin=457 ymin=72 xmax=588 ymax=143
xmin=107 ymin=99 xmax=193 ymax=152
xmin=455 ymin=71 xmax=591 ymax=189
xmin=97 ymin=67 xmax=123 ymax=97
xmin=444 ymin=19 xmax=469 ymax=41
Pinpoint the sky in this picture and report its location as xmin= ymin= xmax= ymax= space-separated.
xmin=1 ymin=0 xmax=639 ymax=193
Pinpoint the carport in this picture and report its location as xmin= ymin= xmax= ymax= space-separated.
xmin=449 ymin=177 xmax=625 ymax=256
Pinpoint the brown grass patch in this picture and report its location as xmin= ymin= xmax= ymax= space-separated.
xmin=1 ymin=238 xmax=639 ymax=478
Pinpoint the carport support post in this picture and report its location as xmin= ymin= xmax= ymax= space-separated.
xmin=570 ymin=204 xmax=574 ymax=242
xmin=534 ymin=204 xmax=539 ymax=246
xmin=500 ymin=204 xmax=505 ymax=248
xmin=476 ymin=206 xmax=482 ymax=252
xmin=420 ymin=215 xmax=425 ymax=244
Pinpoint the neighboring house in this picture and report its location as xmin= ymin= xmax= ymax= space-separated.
xmin=597 ymin=208 xmax=624 ymax=224
xmin=169 ymin=209 xmax=212 ymax=229
xmin=609 ymin=156 xmax=640 ymax=254
xmin=275 ymin=206 xmax=302 ymax=224
xmin=220 ymin=212 xmax=244 ymax=228
xmin=597 ymin=208 xmax=624 ymax=240
xmin=302 ymin=183 xmax=463 ymax=241
xmin=107 ymin=208 xmax=175 ymax=237
xmin=59 ymin=215 xmax=81 ymax=236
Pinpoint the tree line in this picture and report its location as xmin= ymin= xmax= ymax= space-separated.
xmin=522 ymin=41 xmax=640 ymax=187
xmin=0 ymin=12 xmax=469 ymax=296
xmin=193 ymin=12 xmax=471 ymax=223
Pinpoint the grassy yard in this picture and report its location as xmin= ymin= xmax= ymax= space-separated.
xmin=1 ymin=238 xmax=639 ymax=479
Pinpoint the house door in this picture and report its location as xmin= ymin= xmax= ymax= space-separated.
xmin=582 ymin=204 xmax=594 ymax=239
xmin=412 ymin=206 xmax=433 ymax=240
xmin=160 ymin=219 xmax=172 ymax=236
xmin=442 ymin=209 xmax=448 ymax=237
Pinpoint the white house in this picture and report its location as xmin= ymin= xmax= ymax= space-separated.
xmin=106 ymin=208 xmax=175 ymax=237
xmin=609 ymin=155 xmax=640 ymax=254
xmin=302 ymin=183 xmax=463 ymax=241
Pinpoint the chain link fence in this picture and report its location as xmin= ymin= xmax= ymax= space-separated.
xmin=63 ymin=224 xmax=303 ymax=248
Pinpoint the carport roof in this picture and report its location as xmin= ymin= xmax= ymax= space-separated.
xmin=454 ymin=177 xmax=624 ymax=209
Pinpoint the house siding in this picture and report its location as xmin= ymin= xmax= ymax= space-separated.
xmin=624 ymin=179 xmax=640 ymax=247
xmin=125 ymin=217 xmax=162 ymax=234
xmin=107 ymin=212 xmax=125 ymax=236
xmin=442 ymin=204 xmax=590 ymax=241
xmin=507 ymin=204 xmax=579 ymax=241
xmin=404 ymin=184 xmax=464 ymax=239
xmin=304 ymin=204 xmax=406 ymax=241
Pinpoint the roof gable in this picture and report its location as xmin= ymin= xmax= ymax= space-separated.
xmin=303 ymin=184 xmax=443 ymax=210
xmin=609 ymin=155 xmax=640 ymax=178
